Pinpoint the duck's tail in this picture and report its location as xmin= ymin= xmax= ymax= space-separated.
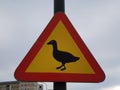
xmin=72 ymin=57 xmax=80 ymax=62
xmin=66 ymin=56 xmax=80 ymax=63
xmin=74 ymin=57 xmax=80 ymax=62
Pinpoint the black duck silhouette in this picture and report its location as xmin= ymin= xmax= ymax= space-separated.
xmin=47 ymin=40 xmax=80 ymax=71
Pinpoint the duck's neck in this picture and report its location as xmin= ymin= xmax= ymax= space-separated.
xmin=52 ymin=43 xmax=58 ymax=52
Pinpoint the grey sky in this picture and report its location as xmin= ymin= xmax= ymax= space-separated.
xmin=0 ymin=0 xmax=120 ymax=90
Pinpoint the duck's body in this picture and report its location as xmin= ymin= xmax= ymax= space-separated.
xmin=53 ymin=50 xmax=79 ymax=63
xmin=47 ymin=40 xmax=80 ymax=71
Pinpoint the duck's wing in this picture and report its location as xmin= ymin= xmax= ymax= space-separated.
xmin=53 ymin=50 xmax=79 ymax=63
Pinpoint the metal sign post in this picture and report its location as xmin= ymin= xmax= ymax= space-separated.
xmin=54 ymin=82 xmax=66 ymax=90
xmin=54 ymin=0 xmax=66 ymax=90
xmin=54 ymin=0 xmax=65 ymax=13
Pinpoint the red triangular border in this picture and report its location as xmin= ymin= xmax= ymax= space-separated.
xmin=14 ymin=12 xmax=105 ymax=82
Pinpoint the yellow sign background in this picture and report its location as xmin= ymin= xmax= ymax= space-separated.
xmin=26 ymin=21 xmax=94 ymax=74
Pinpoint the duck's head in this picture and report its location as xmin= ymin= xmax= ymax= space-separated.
xmin=47 ymin=40 xmax=57 ymax=45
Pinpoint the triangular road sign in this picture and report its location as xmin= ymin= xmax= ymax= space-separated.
xmin=14 ymin=12 xmax=105 ymax=82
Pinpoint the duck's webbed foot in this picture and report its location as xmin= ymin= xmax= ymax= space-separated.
xmin=60 ymin=67 xmax=66 ymax=71
xmin=56 ymin=64 xmax=66 ymax=71
xmin=56 ymin=65 xmax=63 ymax=69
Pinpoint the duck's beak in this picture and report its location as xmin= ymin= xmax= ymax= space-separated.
xmin=47 ymin=41 xmax=51 ymax=45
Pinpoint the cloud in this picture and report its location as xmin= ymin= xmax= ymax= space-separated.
xmin=100 ymin=85 xmax=120 ymax=90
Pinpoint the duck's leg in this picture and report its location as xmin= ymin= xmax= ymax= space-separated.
xmin=60 ymin=63 xmax=66 ymax=71
xmin=56 ymin=62 xmax=66 ymax=71
xmin=56 ymin=64 xmax=63 ymax=69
